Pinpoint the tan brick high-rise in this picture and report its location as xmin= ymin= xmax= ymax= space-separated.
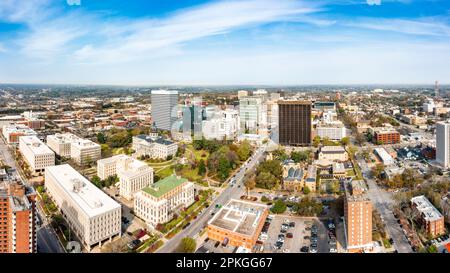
xmin=344 ymin=181 xmax=373 ymax=253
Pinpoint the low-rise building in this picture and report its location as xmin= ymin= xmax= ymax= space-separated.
xmin=97 ymin=155 xmax=153 ymax=200
xmin=305 ymin=165 xmax=317 ymax=191
xmin=411 ymin=195 xmax=445 ymax=237
xmin=316 ymin=122 xmax=346 ymax=141
xmin=374 ymin=147 xmax=395 ymax=166
xmin=45 ymin=164 xmax=121 ymax=250
xmin=318 ymin=146 xmax=348 ymax=162
xmin=47 ymin=133 xmax=101 ymax=165
xmin=332 ymin=162 xmax=346 ymax=178
xmin=19 ymin=135 xmax=55 ymax=175
xmin=207 ymin=199 xmax=269 ymax=250
xmin=2 ymin=124 xmax=37 ymax=144
xmin=282 ymin=160 xmax=304 ymax=192
xmin=370 ymin=127 xmax=401 ymax=144
xmin=132 ymin=135 xmax=178 ymax=160
xmin=70 ymin=139 xmax=101 ymax=166
xmin=134 ymin=175 xmax=194 ymax=228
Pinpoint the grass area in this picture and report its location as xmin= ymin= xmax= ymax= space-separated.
xmin=146 ymin=240 xmax=164 ymax=253
xmin=186 ymin=145 xmax=209 ymax=161
xmin=352 ymin=160 xmax=363 ymax=180
xmin=156 ymin=166 xmax=175 ymax=180
xmin=178 ymin=166 xmax=203 ymax=182
xmin=136 ymin=235 xmax=159 ymax=253
xmin=346 ymin=169 xmax=356 ymax=177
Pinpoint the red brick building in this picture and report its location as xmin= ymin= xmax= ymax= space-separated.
xmin=0 ymin=181 xmax=37 ymax=253
xmin=372 ymin=128 xmax=401 ymax=144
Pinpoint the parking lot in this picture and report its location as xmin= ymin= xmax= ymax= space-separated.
xmin=260 ymin=215 xmax=333 ymax=253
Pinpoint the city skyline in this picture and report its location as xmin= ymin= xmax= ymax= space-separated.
xmin=0 ymin=0 xmax=449 ymax=85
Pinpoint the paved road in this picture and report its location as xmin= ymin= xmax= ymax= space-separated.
xmin=356 ymin=155 xmax=413 ymax=253
xmin=157 ymin=144 xmax=267 ymax=253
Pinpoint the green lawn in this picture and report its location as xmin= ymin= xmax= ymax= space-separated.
xmin=156 ymin=166 xmax=175 ymax=180
xmin=346 ymin=170 xmax=356 ymax=177
xmin=186 ymin=145 xmax=209 ymax=161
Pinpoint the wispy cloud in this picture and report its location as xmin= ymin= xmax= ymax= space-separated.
xmin=346 ymin=17 xmax=450 ymax=36
xmin=73 ymin=0 xmax=323 ymax=63
xmin=367 ymin=0 xmax=382 ymax=5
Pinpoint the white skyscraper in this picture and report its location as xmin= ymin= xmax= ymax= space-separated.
xmin=151 ymin=90 xmax=179 ymax=131
xmin=436 ymin=122 xmax=450 ymax=168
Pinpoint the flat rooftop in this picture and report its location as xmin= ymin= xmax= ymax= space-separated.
xmin=320 ymin=146 xmax=346 ymax=153
xmin=411 ymin=195 xmax=443 ymax=222
xmin=142 ymin=175 xmax=187 ymax=198
xmin=135 ymin=134 xmax=175 ymax=146
xmin=20 ymin=135 xmax=54 ymax=155
xmin=208 ymin=199 xmax=268 ymax=237
xmin=45 ymin=164 xmax=120 ymax=218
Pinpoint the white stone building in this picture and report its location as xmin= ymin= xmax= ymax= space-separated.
xmin=134 ymin=175 xmax=195 ymax=228
xmin=132 ymin=135 xmax=178 ymax=159
xmin=46 ymin=133 xmax=101 ymax=165
xmin=45 ymin=164 xmax=121 ymax=250
xmin=97 ymin=155 xmax=153 ymax=200
xmin=19 ymin=135 xmax=55 ymax=175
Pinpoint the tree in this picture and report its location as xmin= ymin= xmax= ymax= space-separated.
xmin=297 ymin=197 xmax=323 ymax=216
xmin=97 ymin=132 xmax=107 ymax=144
xmin=313 ymin=136 xmax=321 ymax=148
xmin=271 ymin=199 xmax=287 ymax=214
xmin=340 ymin=137 xmax=350 ymax=146
xmin=255 ymin=172 xmax=278 ymax=190
xmin=244 ymin=178 xmax=256 ymax=196
xmin=291 ymin=151 xmax=309 ymax=163
xmin=198 ymin=159 xmax=206 ymax=176
xmin=91 ymin=175 xmax=102 ymax=188
xmin=302 ymin=186 xmax=311 ymax=195
xmin=237 ymin=140 xmax=252 ymax=161
xmin=355 ymin=133 xmax=366 ymax=146
xmin=179 ymin=237 xmax=196 ymax=253
xmin=371 ymin=163 xmax=385 ymax=180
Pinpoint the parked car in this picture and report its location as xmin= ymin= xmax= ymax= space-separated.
xmin=300 ymin=246 xmax=309 ymax=253
xmin=286 ymin=233 xmax=293 ymax=239
xmin=289 ymin=222 xmax=296 ymax=228
xmin=303 ymin=236 xmax=310 ymax=240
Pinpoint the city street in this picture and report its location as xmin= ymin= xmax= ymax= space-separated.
xmin=356 ymin=155 xmax=413 ymax=253
xmin=1 ymin=137 xmax=65 ymax=253
xmin=157 ymin=143 xmax=267 ymax=253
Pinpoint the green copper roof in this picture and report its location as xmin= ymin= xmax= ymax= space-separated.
xmin=142 ymin=175 xmax=188 ymax=198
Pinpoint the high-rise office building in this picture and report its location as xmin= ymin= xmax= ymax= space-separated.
xmin=183 ymin=105 xmax=205 ymax=138
xmin=278 ymin=100 xmax=312 ymax=146
xmin=239 ymin=96 xmax=267 ymax=134
xmin=436 ymin=122 xmax=450 ymax=168
xmin=151 ymin=90 xmax=179 ymax=131
xmin=0 ymin=178 xmax=37 ymax=253
xmin=344 ymin=180 xmax=373 ymax=253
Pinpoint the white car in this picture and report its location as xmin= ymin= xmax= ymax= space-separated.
xmin=309 ymin=248 xmax=318 ymax=253
xmin=329 ymin=247 xmax=337 ymax=253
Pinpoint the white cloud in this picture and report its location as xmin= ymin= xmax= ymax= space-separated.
xmin=73 ymin=0 xmax=322 ymax=63
xmin=367 ymin=0 xmax=382 ymax=5
xmin=346 ymin=17 xmax=450 ymax=36
xmin=67 ymin=0 xmax=81 ymax=6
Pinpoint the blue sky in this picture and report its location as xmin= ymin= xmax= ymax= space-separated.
xmin=0 ymin=0 xmax=449 ymax=85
